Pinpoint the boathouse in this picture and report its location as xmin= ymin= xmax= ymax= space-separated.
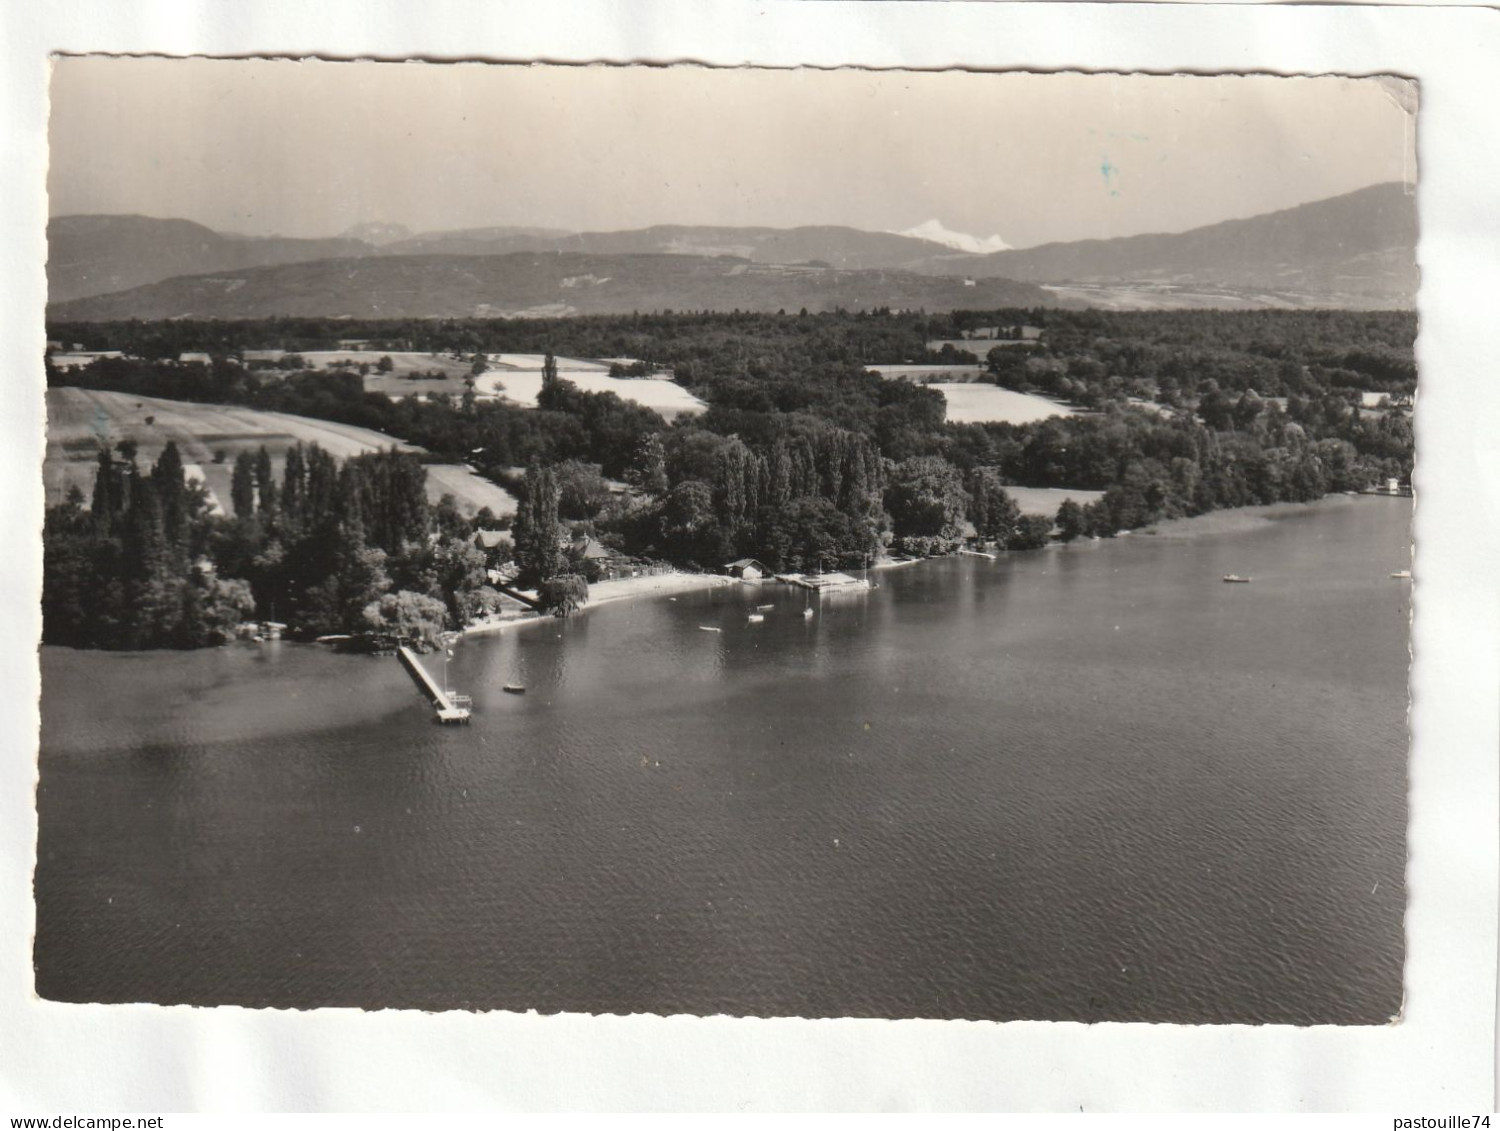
xmin=726 ymin=558 xmax=769 ymax=581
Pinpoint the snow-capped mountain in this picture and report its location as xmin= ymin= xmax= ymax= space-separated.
xmin=897 ymin=219 xmax=1011 ymax=255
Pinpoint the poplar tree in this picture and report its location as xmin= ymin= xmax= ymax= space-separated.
xmin=513 ymin=464 xmax=563 ymax=586
xmin=254 ymin=445 xmax=278 ymax=517
xmin=121 ymin=475 xmax=179 ymax=647
xmin=151 ymin=441 xmax=188 ymax=551
xmin=90 ymin=447 xmax=121 ymax=537
xmin=230 ymin=451 xmax=256 ymax=519
xmin=281 ymin=444 xmax=306 ymax=529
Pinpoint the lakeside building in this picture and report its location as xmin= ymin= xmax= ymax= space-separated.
xmin=726 ymin=558 xmax=769 ymax=581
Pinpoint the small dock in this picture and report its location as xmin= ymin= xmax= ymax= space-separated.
xmin=397 ymin=645 xmax=471 ymax=723
xmin=775 ymin=571 xmax=872 ymax=592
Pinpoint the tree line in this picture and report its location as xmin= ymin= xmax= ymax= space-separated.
xmin=42 ymin=440 xmax=536 ymax=651
xmin=45 ymin=307 xmax=1416 ymax=649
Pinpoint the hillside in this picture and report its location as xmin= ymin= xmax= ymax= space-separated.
xmin=379 ymin=224 xmax=966 ymax=272
xmin=916 ymin=183 xmax=1418 ymax=307
xmin=374 ymin=224 xmax=571 ymax=254
xmin=48 ymin=183 xmax=1417 ymax=313
xmin=46 ymin=251 xmax=1060 ymax=321
xmin=48 ymin=216 xmax=971 ymax=303
xmin=47 ymin=215 xmax=374 ymax=303
xmin=45 ymin=387 xmax=517 ymax=516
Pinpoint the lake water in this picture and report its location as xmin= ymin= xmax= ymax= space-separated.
xmin=35 ymin=497 xmax=1411 ymax=1023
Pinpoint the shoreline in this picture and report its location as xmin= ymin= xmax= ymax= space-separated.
xmin=448 ymin=495 xmax=1397 ymax=641
xmin=582 ymin=570 xmax=738 ymax=608
xmin=1123 ymin=493 xmax=1373 ymax=541
xmin=460 ymin=570 xmax=736 ymax=638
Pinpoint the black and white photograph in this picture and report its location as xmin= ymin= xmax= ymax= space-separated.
xmin=32 ymin=58 xmax=1424 ymax=1028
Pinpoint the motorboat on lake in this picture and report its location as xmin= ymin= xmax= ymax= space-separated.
xmin=1222 ymin=575 xmax=1252 ymax=584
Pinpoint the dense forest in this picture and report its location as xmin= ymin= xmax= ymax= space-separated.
xmin=44 ymin=308 xmax=1416 ymax=650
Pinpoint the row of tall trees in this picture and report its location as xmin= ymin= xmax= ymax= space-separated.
xmin=43 ymin=441 xmax=511 ymax=650
xmin=45 ymin=444 xmax=253 ymax=650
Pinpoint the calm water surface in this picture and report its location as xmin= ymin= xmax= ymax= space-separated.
xmin=36 ymin=498 xmax=1411 ymax=1022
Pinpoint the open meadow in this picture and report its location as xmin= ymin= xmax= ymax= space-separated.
xmin=929 ymin=383 xmax=1078 ymax=425
xmin=290 ymin=348 xmax=709 ymax=420
xmin=474 ymin=366 xmax=708 ymax=419
xmin=45 ymin=387 xmax=516 ymax=516
xmin=1001 ymin=485 xmax=1105 ymax=517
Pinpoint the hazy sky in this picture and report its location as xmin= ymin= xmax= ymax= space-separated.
xmin=48 ymin=58 xmax=1415 ymax=248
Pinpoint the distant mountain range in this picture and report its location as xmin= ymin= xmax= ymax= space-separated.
xmin=47 ymin=215 xmax=372 ymax=304
xmin=46 ymin=183 xmax=1416 ymax=318
xmin=373 ymin=224 xmax=966 ymax=271
xmin=933 ymin=183 xmax=1418 ymax=307
xmin=46 ymin=252 xmax=1059 ymax=321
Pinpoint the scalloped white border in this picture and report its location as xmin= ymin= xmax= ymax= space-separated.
xmin=2 ymin=1 xmax=1496 ymax=1113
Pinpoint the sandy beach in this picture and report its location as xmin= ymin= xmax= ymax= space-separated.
xmin=583 ymin=571 xmax=737 ymax=607
xmin=461 ymin=570 xmax=735 ymax=637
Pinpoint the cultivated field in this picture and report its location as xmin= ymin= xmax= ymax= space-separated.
xmin=301 ymin=350 xmax=474 ymax=376
xmin=422 ymin=463 xmax=517 ymax=517
xmin=1001 ymin=485 xmax=1105 ymax=517
xmin=240 ymin=350 xmax=474 ymax=400
xmin=474 ymin=363 xmax=707 ymax=420
xmin=487 ymin=353 xmax=610 ymax=373
xmin=292 ymin=349 xmax=707 ymax=420
xmin=45 ymin=388 xmax=516 ymax=517
xmin=929 ymin=383 xmax=1077 ymax=425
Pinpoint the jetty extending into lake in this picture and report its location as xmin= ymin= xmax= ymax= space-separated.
xmin=397 ymin=645 xmax=471 ymax=723
xmin=775 ymin=571 xmax=872 ymax=592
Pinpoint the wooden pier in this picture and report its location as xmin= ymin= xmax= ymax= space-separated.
xmin=775 ymin=571 xmax=872 ymax=592
xmin=397 ymin=645 xmax=472 ymax=723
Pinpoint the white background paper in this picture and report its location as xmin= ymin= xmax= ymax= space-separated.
xmin=1 ymin=1 xmax=1496 ymax=1113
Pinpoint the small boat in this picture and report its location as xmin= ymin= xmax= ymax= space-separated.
xmin=757 ymin=603 xmax=775 ymax=611
xmin=1222 ymin=575 xmax=1252 ymax=584
xmin=1390 ymin=570 xmax=1412 ymax=580
xmin=803 ymin=607 xmax=814 ymax=619
xmin=747 ymin=614 xmax=765 ymax=623
xmin=503 ymin=684 xmax=526 ymax=695
xmin=698 ymin=625 xmax=722 ymax=633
